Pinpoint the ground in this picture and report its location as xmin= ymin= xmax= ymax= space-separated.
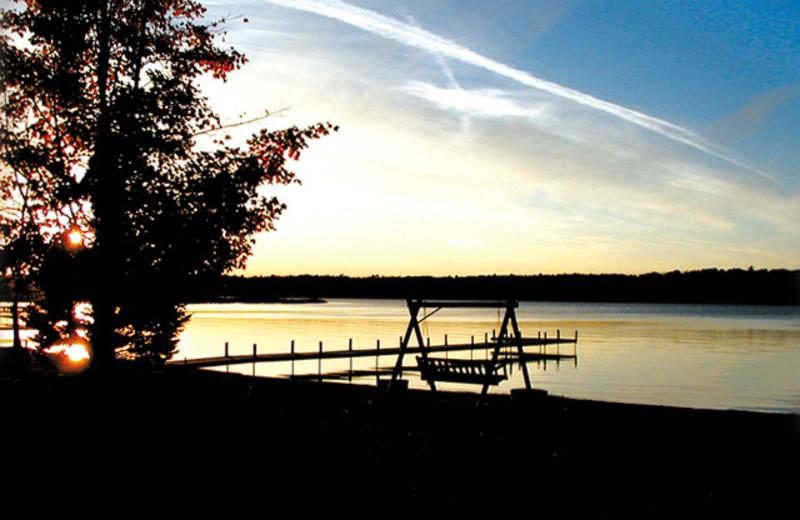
xmin=1 ymin=366 xmax=797 ymax=517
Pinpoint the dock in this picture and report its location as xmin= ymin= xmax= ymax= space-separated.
xmin=168 ymin=299 xmax=580 ymax=395
xmin=167 ymin=335 xmax=577 ymax=370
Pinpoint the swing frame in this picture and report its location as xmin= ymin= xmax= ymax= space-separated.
xmin=387 ymin=299 xmax=532 ymax=396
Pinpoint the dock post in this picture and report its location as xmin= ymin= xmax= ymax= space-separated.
xmin=291 ymin=340 xmax=295 ymax=379
xmin=399 ymin=336 xmax=404 ymax=379
xmin=224 ymin=342 xmax=229 ymax=358
xmin=253 ymin=343 xmax=257 ymax=377
xmin=574 ymin=331 xmax=579 ymax=366
xmin=319 ymin=341 xmax=323 ymax=381
xmin=376 ymin=339 xmax=381 ymax=386
xmin=349 ymin=338 xmax=353 ymax=381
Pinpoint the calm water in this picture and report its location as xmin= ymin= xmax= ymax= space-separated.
xmin=177 ymin=299 xmax=800 ymax=414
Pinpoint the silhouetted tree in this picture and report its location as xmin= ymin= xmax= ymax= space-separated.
xmin=1 ymin=0 xmax=336 ymax=368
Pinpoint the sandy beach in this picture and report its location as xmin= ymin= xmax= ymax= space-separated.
xmin=1 ymin=366 xmax=797 ymax=517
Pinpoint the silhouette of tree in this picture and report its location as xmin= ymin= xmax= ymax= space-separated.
xmin=1 ymin=0 xmax=336 ymax=369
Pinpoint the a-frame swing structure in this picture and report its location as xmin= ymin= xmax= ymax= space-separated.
xmin=388 ymin=299 xmax=533 ymax=396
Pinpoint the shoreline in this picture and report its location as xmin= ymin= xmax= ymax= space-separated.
xmin=182 ymin=270 xmax=800 ymax=306
xmin=2 ymin=367 xmax=797 ymax=516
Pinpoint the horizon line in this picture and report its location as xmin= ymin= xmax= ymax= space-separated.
xmin=230 ymin=267 xmax=798 ymax=278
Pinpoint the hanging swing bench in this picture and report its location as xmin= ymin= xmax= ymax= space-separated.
xmin=416 ymin=355 xmax=508 ymax=385
xmin=387 ymin=299 xmax=531 ymax=396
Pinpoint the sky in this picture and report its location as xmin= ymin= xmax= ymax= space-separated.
xmin=197 ymin=0 xmax=800 ymax=276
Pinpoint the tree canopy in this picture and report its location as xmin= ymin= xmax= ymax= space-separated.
xmin=0 ymin=0 xmax=336 ymax=369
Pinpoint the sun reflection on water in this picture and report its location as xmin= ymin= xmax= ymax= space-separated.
xmin=42 ymin=301 xmax=95 ymax=372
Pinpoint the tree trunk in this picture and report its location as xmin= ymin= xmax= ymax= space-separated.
xmin=87 ymin=0 xmax=119 ymax=370
xmin=11 ymin=297 xmax=22 ymax=350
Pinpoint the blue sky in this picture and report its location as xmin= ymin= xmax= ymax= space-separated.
xmin=199 ymin=0 xmax=799 ymax=276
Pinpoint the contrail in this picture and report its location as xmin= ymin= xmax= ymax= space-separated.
xmin=265 ymin=0 xmax=772 ymax=179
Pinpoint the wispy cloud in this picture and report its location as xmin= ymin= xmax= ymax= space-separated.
xmin=708 ymin=83 xmax=800 ymax=144
xmin=200 ymin=0 xmax=797 ymax=274
xmin=399 ymin=82 xmax=557 ymax=123
xmin=263 ymin=0 xmax=772 ymax=180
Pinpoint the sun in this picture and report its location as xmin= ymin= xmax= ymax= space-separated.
xmin=63 ymin=228 xmax=85 ymax=252
xmin=45 ymin=333 xmax=93 ymax=372
xmin=53 ymin=341 xmax=91 ymax=363
xmin=67 ymin=230 xmax=83 ymax=246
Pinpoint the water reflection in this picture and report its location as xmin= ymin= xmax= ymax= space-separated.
xmin=177 ymin=299 xmax=800 ymax=413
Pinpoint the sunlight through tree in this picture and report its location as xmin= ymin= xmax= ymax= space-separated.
xmin=0 ymin=0 xmax=336 ymax=369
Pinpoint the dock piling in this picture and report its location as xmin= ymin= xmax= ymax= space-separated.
xmin=349 ymin=338 xmax=354 ymax=381
xmin=376 ymin=339 xmax=381 ymax=385
xmin=319 ymin=341 xmax=323 ymax=381
xmin=224 ymin=341 xmax=230 ymax=373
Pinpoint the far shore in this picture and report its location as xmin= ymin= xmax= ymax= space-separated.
xmin=182 ymin=269 xmax=800 ymax=306
xmin=5 ymin=268 xmax=798 ymax=306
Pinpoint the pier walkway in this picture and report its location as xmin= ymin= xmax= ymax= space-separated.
xmin=168 ymin=299 xmax=579 ymax=397
xmin=167 ymin=334 xmax=577 ymax=370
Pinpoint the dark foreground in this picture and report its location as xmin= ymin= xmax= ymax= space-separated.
xmin=2 ymin=368 xmax=798 ymax=518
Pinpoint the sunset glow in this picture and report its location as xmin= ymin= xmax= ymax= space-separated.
xmin=45 ymin=333 xmax=92 ymax=371
xmin=42 ymin=302 xmax=95 ymax=372
xmin=197 ymin=1 xmax=798 ymax=276
xmin=66 ymin=230 xmax=83 ymax=247
xmin=62 ymin=226 xmax=89 ymax=253
xmin=47 ymin=340 xmax=91 ymax=363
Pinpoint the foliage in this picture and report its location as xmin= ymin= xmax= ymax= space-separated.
xmin=0 ymin=0 xmax=336 ymax=367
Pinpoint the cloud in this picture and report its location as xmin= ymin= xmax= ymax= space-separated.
xmin=399 ymin=82 xmax=557 ymax=123
xmin=709 ymin=83 xmax=800 ymax=144
xmin=262 ymin=0 xmax=772 ymax=180
xmin=200 ymin=1 xmax=798 ymax=274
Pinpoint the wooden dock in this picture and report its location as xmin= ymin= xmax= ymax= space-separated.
xmin=168 ymin=300 xmax=579 ymax=394
xmin=167 ymin=335 xmax=577 ymax=369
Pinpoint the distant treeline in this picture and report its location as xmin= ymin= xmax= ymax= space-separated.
xmin=185 ymin=268 xmax=799 ymax=305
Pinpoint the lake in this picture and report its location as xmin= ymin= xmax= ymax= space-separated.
xmin=176 ymin=299 xmax=800 ymax=414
